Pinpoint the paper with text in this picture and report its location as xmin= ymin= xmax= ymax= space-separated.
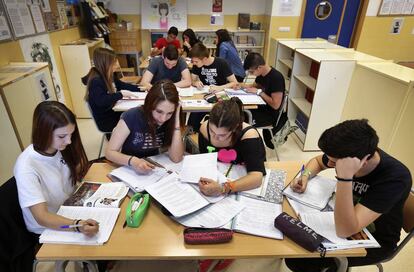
xmin=39 ymin=206 xmax=120 ymax=245
xmin=179 ymin=153 xmax=218 ymax=183
xmin=145 ymin=173 xmax=209 ymax=217
xmin=110 ymin=166 xmax=169 ymax=192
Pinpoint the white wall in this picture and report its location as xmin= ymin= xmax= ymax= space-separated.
xmin=107 ymin=0 xmax=141 ymax=14
xmin=271 ymin=0 xmax=302 ymax=16
xmin=366 ymin=0 xmax=381 ymax=16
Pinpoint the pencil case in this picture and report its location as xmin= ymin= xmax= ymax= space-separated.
xmin=184 ymin=228 xmax=233 ymax=244
xmin=126 ymin=193 xmax=150 ymax=228
xmin=274 ymin=212 xmax=326 ymax=257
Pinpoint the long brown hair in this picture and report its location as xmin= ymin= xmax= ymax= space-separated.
xmin=84 ymin=47 xmax=117 ymax=101
xmin=143 ymin=80 xmax=180 ymax=147
xmin=209 ymin=97 xmax=244 ymax=145
xmin=32 ymin=101 xmax=89 ymax=185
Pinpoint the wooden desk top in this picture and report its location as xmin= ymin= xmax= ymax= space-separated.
xmin=36 ymin=161 xmax=365 ymax=261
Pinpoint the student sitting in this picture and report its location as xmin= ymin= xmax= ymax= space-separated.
xmin=240 ymin=52 xmax=286 ymax=149
xmin=215 ymin=29 xmax=245 ymax=82
xmin=182 ymin=28 xmax=200 ymax=57
xmin=188 ymin=42 xmax=238 ymax=132
xmin=151 ymin=26 xmax=182 ymax=57
xmin=83 ymin=47 xmax=140 ymax=134
xmin=190 ymin=42 xmax=238 ymax=92
xmin=198 ymin=98 xmax=265 ymax=196
xmin=105 ymin=80 xmax=184 ymax=173
xmin=14 ymin=101 xmax=99 ymax=237
xmin=285 ymin=119 xmax=412 ymax=272
xmin=140 ymin=44 xmax=191 ymax=90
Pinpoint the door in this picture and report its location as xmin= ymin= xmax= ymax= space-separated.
xmin=301 ymin=0 xmax=361 ymax=47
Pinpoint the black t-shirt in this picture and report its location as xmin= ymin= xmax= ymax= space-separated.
xmin=120 ymin=107 xmax=166 ymax=158
xmin=198 ymin=122 xmax=266 ymax=175
xmin=191 ymin=57 xmax=233 ymax=86
xmin=322 ymin=150 xmax=412 ymax=249
xmin=255 ymin=67 xmax=285 ymax=120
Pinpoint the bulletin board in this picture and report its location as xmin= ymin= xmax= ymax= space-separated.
xmin=378 ymin=0 xmax=414 ymax=16
xmin=141 ymin=0 xmax=187 ymax=30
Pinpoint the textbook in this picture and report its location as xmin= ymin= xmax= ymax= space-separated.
xmin=39 ymin=206 xmax=120 ymax=245
xmin=224 ymin=89 xmax=266 ymax=105
xmin=109 ymin=166 xmax=170 ymax=192
xmin=300 ymin=211 xmax=380 ymax=251
xmin=283 ymin=175 xmax=337 ymax=210
xmin=63 ymin=181 xmax=128 ymax=208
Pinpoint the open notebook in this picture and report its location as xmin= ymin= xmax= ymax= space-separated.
xmin=39 ymin=206 xmax=120 ymax=245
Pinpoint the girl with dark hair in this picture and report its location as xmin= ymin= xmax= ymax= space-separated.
xmin=14 ymin=101 xmax=99 ymax=236
xmin=83 ymin=47 xmax=140 ymax=133
xmin=182 ymin=28 xmax=200 ymax=56
xmin=215 ymin=29 xmax=245 ymax=82
xmin=197 ymin=98 xmax=266 ymax=196
xmin=106 ymin=80 xmax=184 ymax=173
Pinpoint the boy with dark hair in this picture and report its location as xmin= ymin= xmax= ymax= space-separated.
xmin=151 ymin=26 xmax=182 ymax=56
xmin=141 ymin=44 xmax=191 ymax=90
xmin=188 ymin=42 xmax=238 ymax=131
xmin=241 ymin=52 xmax=286 ymax=149
xmin=286 ymin=119 xmax=412 ymax=272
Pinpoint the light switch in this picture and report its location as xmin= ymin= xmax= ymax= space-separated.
xmin=278 ymin=27 xmax=291 ymax=32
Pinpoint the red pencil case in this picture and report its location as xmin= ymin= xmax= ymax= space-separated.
xmin=184 ymin=227 xmax=233 ymax=244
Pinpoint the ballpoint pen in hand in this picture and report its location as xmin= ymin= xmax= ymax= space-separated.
xmin=60 ymin=224 xmax=83 ymax=229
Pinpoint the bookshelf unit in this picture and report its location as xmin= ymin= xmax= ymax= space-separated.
xmin=274 ymin=38 xmax=345 ymax=93
xmin=341 ymin=62 xmax=414 ymax=174
xmin=288 ymin=48 xmax=385 ymax=151
xmin=60 ymin=38 xmax=105 ymax=118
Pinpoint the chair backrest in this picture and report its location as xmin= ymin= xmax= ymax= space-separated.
xmin=273 ymin=92 xmax=289 ymax=127
xmin=403 ymin=192 xmax=414 ymax=233
xmin=85 ymin=102 xmax=111 ymax=134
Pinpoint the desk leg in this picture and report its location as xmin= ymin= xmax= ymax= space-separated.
xmin=334 ymin=257 xmax=348 ymax=272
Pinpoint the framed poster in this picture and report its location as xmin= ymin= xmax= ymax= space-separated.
xmin=4 ymin=0 xmax=36 ymax=38
xmin=0 ymin=0 xmax=13 ymax=41
xmin=141 ymin=0 xmax=187 ymax=30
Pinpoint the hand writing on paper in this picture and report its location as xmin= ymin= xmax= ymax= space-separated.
xmin=79 ymin=219 xmax=99 ymax=236
xmin=194 ymin=80 xmax=204 ymax=89
xmin=199 ymin=177 xmax=221 ymax=196
xmin=130 ymin=158 xmax=155 ymax=174
xmin=120 ymin=90 xmax=137 ymax=99
xmin=335 ymin=155 xmax=370 ymax=180
xmin=290 ymin=175 xmax=309 ymax=193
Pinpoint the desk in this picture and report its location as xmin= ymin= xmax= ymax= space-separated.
xmin=112 ymin=93 xmax=259 ymax=112
xmin=36 ymin=161 xmax=365 ymax=264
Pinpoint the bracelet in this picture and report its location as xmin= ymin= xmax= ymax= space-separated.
xmin=302 ymin=168 xmax=312 ymax=178
xmin=335 ymin=176 xmax=353 ymax=182
xmin=75 ymin=219 xmax=82 ymax=233
xmin=127 ymin=156 xmax=134 ymax=166
xmin=174 ymin=127 xmax=181 ymax=130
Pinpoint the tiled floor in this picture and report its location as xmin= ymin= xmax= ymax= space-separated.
xmin=36 ymin=119 xmax=413 ymax=272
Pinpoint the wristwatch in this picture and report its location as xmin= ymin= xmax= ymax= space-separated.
xmin=256 ymin=89 xmax=263 ymax=96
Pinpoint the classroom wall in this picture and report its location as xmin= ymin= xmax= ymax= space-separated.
xmin=0 ymin=27 xmax=82 ymax=110
xmin=355 ymin=0 xmax=414 ymax=62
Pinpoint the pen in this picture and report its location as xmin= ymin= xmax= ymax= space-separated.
xmin=60 ymin=224 xmax=83 ymax=229
xmin=142 ymin=157 xmax=166 ymax=169
xmin=225 ymin=163 xmax=234 ymax=177
xmin=300 ymin=165 xmax=305 ymax=178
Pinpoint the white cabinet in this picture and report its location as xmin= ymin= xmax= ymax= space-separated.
xmin=60 ymin=39 xmax=105 ymax=118
xmin=288 ymin=49 xmax=384 ymax=151
xmin=341 ymin=62 xmax=414 ymax=174
xmin=0 ymin=62 xmax=56 ymax=149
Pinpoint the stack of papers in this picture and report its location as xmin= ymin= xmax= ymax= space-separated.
xmin=225 ymin=89 xmax=266 ymax=105
xmin=179 ymin=153 xmax=218 ymax=183
xmin=109 ymin=166 xmax=169 ymax=192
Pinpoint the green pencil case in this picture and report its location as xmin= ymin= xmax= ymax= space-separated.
xmin=126 ymin=193 xmax=150 ymax=228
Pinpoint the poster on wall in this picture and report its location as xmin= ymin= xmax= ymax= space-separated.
xmin=5 ymin=0 xmax=36 ymax=37
xmin=390 ymin=17 xmax=403 ymax=34
xmin=39 ymin=0 xmax=51 ymax=12
xmin=34 ymin=72 xmax=52 ymax=101
xmin=402 ymin=0 xmax=414 ymax=14
xmin=379 ymin=0 xmax=393 ymax=15
xmin=210 ymin=13 xmax=223 ymax=25
xmin=29 ymin=4 xmax=46 ymax=33
xmin=390 ymin=0 xmax=405 ymax=14
xmin=0 ymin=0 xmax=13 ymax=41
xmin=141 ymin=0 xmax=187 ymax=30
xmin=19 ymin=35 xmax=65 ymax=103
xmin=212 ymin=0 xmax=222 ymax=12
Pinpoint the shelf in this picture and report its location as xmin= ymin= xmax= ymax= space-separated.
xmin=290 ymin=97 xmax=311 ymax=117
xmin=279 ymin=58 xmax=293 ymax=69
xmin=235 ymin=45 xmax=263 ymax=49
xmin=294 ymin=75 xmax=316 ymax=91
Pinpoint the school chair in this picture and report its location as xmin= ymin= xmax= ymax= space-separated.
xmin=245 ymin=93 xmax=297 ymax=161
xmin=86 ymin=102 xmax=111 ymax=159
xmin=0 ymin=177 xmax=38 ymax=272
